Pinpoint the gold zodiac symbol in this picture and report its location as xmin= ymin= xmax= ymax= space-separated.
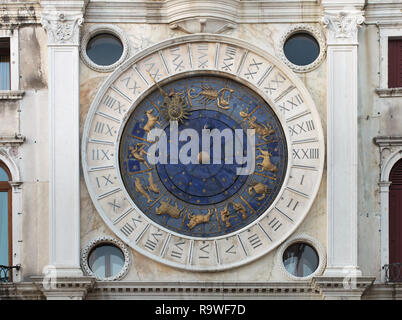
xmin=256 ymin=148 xmax=278 ymax=173
xmin=129 ymin=143 xmax=150 ymax=169
xmin=135 ymin=177 xmax=152 ymax=203
xmin=233 ymin=202 xmax=247 ymax=220
xmin=189 ymin=86 xmax=234 ymax=110
xmin=155 ymin=199 xmax=182 ymax=219
xmin=187 ymin=209 xmax=213 ymax=230
xmin=143 ymin=109 xmax=160 ymax=133
xmin=147 ymin=71 xmax=189 ymax=122
xmin=248 ymin=182 xmax=271 ymax=201
xmin=220 ymin=205 xmax=231 ymax=228
xmin=240 ymin=110 xmax=275 ymax=141
xmin=147 ymin=172 xmax=160 ymax=194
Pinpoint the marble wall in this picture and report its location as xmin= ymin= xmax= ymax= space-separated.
xmin=78 ymin=22 xmax=328 ymax=281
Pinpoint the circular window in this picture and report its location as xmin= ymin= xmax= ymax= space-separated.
xmin=86 ymin=34 xmax=123 ymax=66
xmin=279 ymin=25 xmax=326 ymax=73
xmin=81 ymin=236 xmax=130 ymax=280
xmin=282 ymin=242 xmax=319 ymax=277
xmin=80 ymin=25 xmax=129 ymax=72
xmin=284 ymin=33 xmax=320 ymax=66
xmin=88 ymin=244 xmax=125 ymax=278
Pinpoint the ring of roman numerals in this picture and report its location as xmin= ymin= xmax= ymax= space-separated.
xmin=82 ymin=35 xmax=325 ymax=271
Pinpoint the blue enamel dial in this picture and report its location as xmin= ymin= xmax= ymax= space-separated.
xmin=119 ymin=76 xmax=288 ymax=238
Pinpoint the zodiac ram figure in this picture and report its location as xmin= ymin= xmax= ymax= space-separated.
xmin=155 ymin=199 xmax=181 ymax=219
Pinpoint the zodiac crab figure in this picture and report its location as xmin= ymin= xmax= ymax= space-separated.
xmin=189 ymin=85 xmax=234 ymax=110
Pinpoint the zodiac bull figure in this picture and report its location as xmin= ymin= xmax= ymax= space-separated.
xmin=187 ymin=209 xmax=213 ymax=230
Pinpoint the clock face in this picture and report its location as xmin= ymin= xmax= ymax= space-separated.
xmin=119 ymin=75 xmax=288 ymax=238
xmin=82 ymin=35 xmax=324 ymax=271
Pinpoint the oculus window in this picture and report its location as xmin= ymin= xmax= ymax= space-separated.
xmin=282 ymin=242 xmax=319 ymax=277
xmin=283 ymin=33 xmax=320 ymax=67
xmin=88 ymin=244 xmax=125 ymax=279
xmin=86 ymin=34 xmax=124 ymax=67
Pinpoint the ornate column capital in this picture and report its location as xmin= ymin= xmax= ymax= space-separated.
xmin=322 ymin=11 xmax=365 ymax=45
xmin=41 ymin=12 xmax=84 ymax=46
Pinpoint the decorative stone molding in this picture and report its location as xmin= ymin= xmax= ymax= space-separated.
xmin=80 ymin=24 xmax=129 ymax=72
xmin=87 ymin=281 xmax=321 ymax=300
xmin=0 ymin=134 xmax=26 ymax=147
xmin=0 ymin=3 xmax=40 ymax=28
xmin=84 ymin=0 xmax=322 ymax=24
xmin=277 ymin=24 xmax=326 ymax=73
xmin=275 ymin=233 xmax=326 ymax=281
xmin=81 ymin=236 xmax=131 ymax=281
xmin=31 ymin=276 xmax=96 ymax=300
xmin=169 ymin=18 xmax=236 ymax=35
xmin=376 ymin=88 xmax=402 ymax=98
xmin=0 ymin=90 xmax=25 ymax=100
xmin=41 ymin=13 xmax=84 ymax=46
xmin=373 ymin=136 xmax=402 ymax=282
xmin=312 ymin=276 xmax=375 ymax=300
xmin=322 ymin=11 xmax=365 ymax=44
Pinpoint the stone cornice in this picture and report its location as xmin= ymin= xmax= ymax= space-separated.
xmin=365 ymin=2 xmax=402 ymax=26
xmin=84 ymin=0 xmax=322 ymax=24
xmin=0 ymin=2 xmax=40 ymax=28
xmin=373 ymin=136 xmax=402 ymax=147
xmin=0 ymin=90 xmax=25 ymax=100
xmin=0 ymin=134 xmax=26 ymax=147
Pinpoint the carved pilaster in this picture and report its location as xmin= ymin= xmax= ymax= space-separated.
xmin=41 ymin=13 xmax=83 ymax=46
xmin=322 ymin=11 xmax=365 ymax=45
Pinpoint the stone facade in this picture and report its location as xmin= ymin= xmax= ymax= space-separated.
xmin=0 ymin=0 xmax=401 ymax=300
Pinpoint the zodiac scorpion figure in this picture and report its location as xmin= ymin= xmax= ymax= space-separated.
xmin=189 ymin=86 xmax=234 ymax=110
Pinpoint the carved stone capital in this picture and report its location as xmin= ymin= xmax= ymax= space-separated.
xmin=41 ymin=13 xmax=84 ymax=46
xmin=322 ymin=11 xmax=365 ymax=45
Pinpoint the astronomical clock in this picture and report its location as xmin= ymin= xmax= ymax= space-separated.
xmin=82 ymin=35 xmax=324 ymax=271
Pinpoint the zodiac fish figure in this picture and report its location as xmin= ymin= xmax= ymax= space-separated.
xmin=147 ymin=172 xmax=160 ymax=194
xmin=189 ymin=86 xmax=234 ymax=110
xmin=248 ymin=182 xmax=271 ymax=201
xmin=135 ymin=177 xmax=152 ymax=203
xmin=129 ymin=143 xmax=150 ymax=169
xmin=143 ymin=109 xmax=160 ymax=133
xmin=220 ymin=205 xmax=231 ymax=228
xmin=256 ymin=148 xmax=278 ymax=172
xmin=155 ymin=199 xmax=182 ymax=219
xmin=240 ymin=110 xmax=275 ymax=141
xmin=187 ymin=209 xmax=213 ymax=230
xmin=233 ymin=202 xmax=247 ymax=220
